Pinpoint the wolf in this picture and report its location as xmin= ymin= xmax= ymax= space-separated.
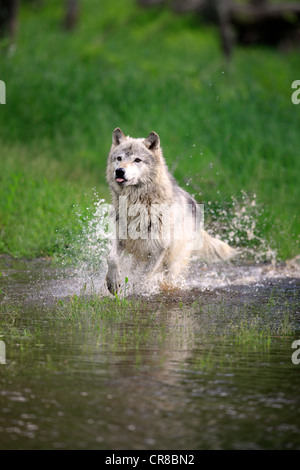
xmin=105 ymin=128 xmax=235 ymax=294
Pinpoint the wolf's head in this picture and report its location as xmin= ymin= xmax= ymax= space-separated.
xmin=106 ymin=128 xmax=163 ymax=191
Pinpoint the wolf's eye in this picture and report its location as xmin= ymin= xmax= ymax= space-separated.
xmin=134 ymin=158 xmax=142 ymax=163
xmin=116 ymin=156 xmax=122 ymax=161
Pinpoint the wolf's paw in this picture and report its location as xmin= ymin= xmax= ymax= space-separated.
xmin=106 ymin=270 xmax=121 ymax=295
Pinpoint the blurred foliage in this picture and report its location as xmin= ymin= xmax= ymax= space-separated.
xmin=0 ymin=0 xmax=299 ymax=259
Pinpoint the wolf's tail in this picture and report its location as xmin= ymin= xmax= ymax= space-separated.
xmin=196 ymin=230 xmax=237 ymax=262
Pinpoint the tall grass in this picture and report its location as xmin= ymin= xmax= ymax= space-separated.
xmin=0 ymin=0 xmax=299 ymax=259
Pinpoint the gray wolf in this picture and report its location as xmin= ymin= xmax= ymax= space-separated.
xmin=105 ymin=128 xmax=235 ymax=294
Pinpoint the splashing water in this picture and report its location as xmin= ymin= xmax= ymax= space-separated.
xmin=58 ymin=197 xmax=111 ymax=294
xmin=205 ymin=191 xmax=277 ymax=264
xmin=49 ymin=189 xmax=300 ymax=299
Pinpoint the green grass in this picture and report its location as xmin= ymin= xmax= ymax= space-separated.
xmin=0 ymin=288 xmax=297 ymax=368
xmin=0 ymin=0 xmax=299 ymax=259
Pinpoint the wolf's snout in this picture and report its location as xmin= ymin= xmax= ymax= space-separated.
xmin=115 ymin=167 xmax=126 ymax=183
xmin=116 ymin=168 xmax=125 ymax=177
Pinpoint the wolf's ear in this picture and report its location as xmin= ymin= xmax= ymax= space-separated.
xmin=144 ymin=131 xmax=160 ymax=151
xmin=112 ymin=128 xmax=126 ymax=146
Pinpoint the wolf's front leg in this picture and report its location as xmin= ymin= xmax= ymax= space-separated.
xmin=106 ymin=240 xmax=121 ymax=295
xmin=143 ymin=248 xmax=167 ymax=279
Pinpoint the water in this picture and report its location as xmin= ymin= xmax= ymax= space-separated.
xmin=0 ymin=255 xmax=299 ymax=449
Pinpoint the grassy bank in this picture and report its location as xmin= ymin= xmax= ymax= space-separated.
xmin=0 ymin=0 xmax=299 ymax=259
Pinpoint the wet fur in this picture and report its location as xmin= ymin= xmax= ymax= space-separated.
xmin=106 ymin=128 xmax=234 ymax=294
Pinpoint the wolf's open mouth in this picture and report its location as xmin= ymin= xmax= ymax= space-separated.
xmin=115 ymin=177 xmax=126 ymax=184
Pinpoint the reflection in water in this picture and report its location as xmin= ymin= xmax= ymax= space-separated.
xmin=0 ymin=257 xmax=299 ymax=449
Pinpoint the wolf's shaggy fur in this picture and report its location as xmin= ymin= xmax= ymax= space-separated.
xmin=105 ymin=128 xmax=234 ymax=294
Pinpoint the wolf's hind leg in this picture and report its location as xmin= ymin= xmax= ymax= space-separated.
xmin=164 ymin=242 xmax=191 ymax=283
